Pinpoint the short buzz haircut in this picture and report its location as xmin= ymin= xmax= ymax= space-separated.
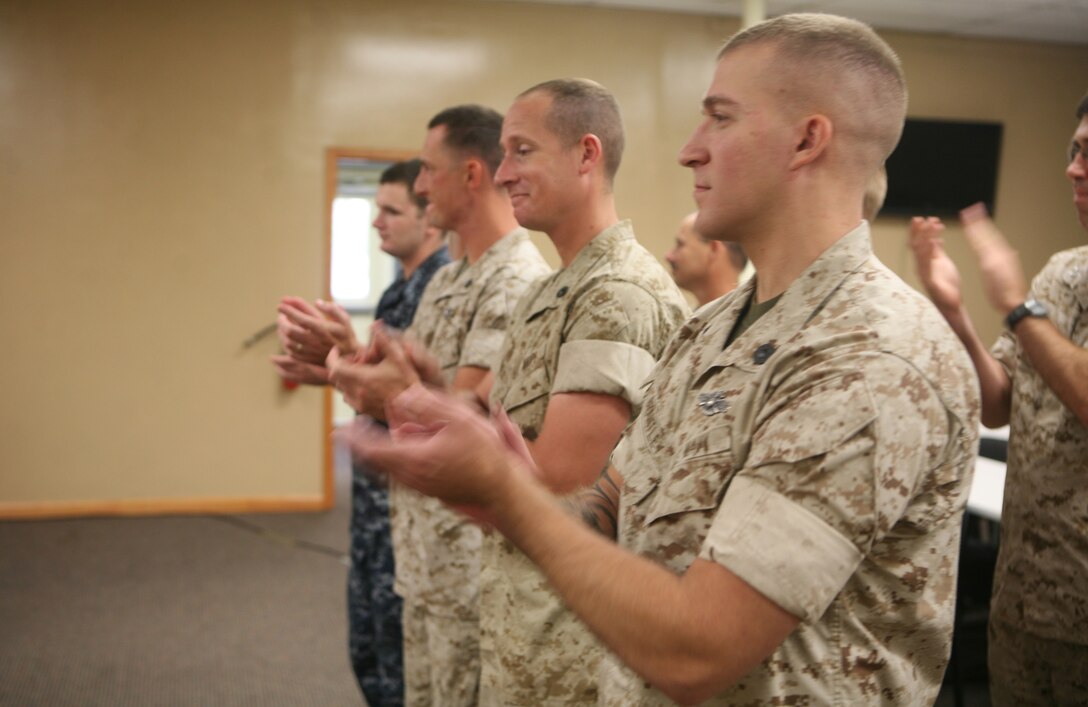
xmin=1077 ymin=92 xmax=1088 ymax=119
xmin=427 ymin=105 xmax=505 ymax=176
xmin=518 ymin=78 xmax=626 ymax=185
xmin=719 ymin=13 xmax=907 ymax=176
xmin=379 ymin=159 xmax=427 ymax=212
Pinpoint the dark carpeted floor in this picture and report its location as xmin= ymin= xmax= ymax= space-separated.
xmin=0 ymin=443 xmax=365 ymax=706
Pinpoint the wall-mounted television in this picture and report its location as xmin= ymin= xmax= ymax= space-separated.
xmin=882 ymin=118 xmax=1003 ymax=217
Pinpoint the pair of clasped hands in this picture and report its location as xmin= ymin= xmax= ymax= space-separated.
xmin=270 ymin=297 xmax=532 ymax=522
xmin=271 ymin=295 xmax=443 ymax=421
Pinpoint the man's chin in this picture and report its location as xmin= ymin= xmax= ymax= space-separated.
xmin=426 ymin=212 xmax=450 ymax=231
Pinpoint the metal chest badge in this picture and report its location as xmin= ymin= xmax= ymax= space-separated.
xmin=697 ymin=391 xmax=729 ymax=416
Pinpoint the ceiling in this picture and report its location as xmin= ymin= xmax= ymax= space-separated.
xmin=484 ymin=0 xmax=1088 ymax=46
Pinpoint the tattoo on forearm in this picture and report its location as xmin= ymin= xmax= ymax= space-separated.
xmin=567 ymin=467 xmax=620 ymax=539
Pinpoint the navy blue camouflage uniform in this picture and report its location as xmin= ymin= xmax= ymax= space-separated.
xmin=349 ymin=245 xmax=450 ymax=707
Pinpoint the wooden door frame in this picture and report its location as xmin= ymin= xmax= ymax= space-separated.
xmin=321 ymin=148 xmax=416 ymax=507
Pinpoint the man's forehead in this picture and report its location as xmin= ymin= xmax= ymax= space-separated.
xmin=1075 ymin=116 xmax=1088 ymax=140
xmin=377 ymin=182 xmax=409 ymax=204
xmin=705 ymin=43 xmax=782 ymax=101
xmin=421 ymin=124 xmax=449 ymax=154
xmin=501 ymin=93 xmax=551 ymax=138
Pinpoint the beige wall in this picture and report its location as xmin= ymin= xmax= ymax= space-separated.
xmin=1 ymin=0 xmax=1085 ymax=515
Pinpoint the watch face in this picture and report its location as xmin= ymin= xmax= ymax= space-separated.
xmin=1007 ymin=299 xmax=1049 ymax=330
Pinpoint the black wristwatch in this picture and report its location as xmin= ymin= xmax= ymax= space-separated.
xmin=1005 ymin=298 xmax=1048 ymax=330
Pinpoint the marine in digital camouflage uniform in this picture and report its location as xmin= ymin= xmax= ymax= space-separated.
xmin=603 ymin=222 xmax=979 ymax=704
xmin=986 ymin=253 xmax=1088 ymax=705
xmin=348 ymin=242 xmax=449 ymax=707
xmin=484 ymin=220 xmax=688 ymax=706
xmin=989 ymin=247 xmax=1088 ymax=649
xmin=392 ymin=227 xmax=549 ymax=706
xmin=473 ymin=78 xmax=687 ymax=706
xmin=911 ymin=94 xmax=1088 ymax=706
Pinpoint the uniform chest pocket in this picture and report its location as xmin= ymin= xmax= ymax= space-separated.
xmin=498 ymin=366 xmax=552 ymax=438
xmin=641 ymin=424 xmax=736 ymax=526
xmin=428 ymin=291 xmax=472 ymax=369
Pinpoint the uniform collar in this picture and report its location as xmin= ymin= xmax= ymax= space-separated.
xmin=476 ymin=227 xmax=530 ymax=268
xmin=449 ymin=227 xmax=530 ymax=281
xmin=525 ymin=220 xmax=634 ymax=317
xmin=691 ymin=222 xmax=874 ymax=378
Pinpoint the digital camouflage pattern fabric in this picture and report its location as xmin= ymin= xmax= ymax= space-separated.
xmin=605 ymin=224 xmax=980 ymax=705
xmin=390 ymin=229 xmax=548 ymax=707
xmin=988 ymin=246 xmax=1088 ymax=688
xmin=349 ymin=245 xmax=449 ymax=707
xmin=483 ymin=220 xmax=689 ymax=706
xmin=989 ymin=616 xmax=1088 ymax=706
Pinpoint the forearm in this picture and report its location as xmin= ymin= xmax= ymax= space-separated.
xmin=940 ymin=305 xmax=1011 ymax=427
xmin=490 ymin=469 xmax=787 ymax=703
xmin=1015 ymin=317 xmax=1088 ymax=428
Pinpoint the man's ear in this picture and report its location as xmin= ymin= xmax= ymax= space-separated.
xmin=790 ymin=114 xmax=833 ymax=169
xmin=577 ymin=134 xmax=604 ymax=176
xmin=463 ymin=158 xmax=485 ymax=189
xmin=705 ymin=239 xmax=726 ymax=263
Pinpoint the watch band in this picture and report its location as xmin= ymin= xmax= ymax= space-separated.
xmin=1005 ymin=298 xmax=1048 ymax=330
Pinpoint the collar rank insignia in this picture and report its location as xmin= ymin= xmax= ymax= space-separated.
xmin=697 ymin=391 xmax=729 ymax=416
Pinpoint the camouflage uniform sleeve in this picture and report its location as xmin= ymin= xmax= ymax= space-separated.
xmin=552 ymin=280 xmax=663 ymax=411
xmin=458 ymin=266 xmax=535 ymax=371
xmin=991 ymin=331 xmax=1017 ymax=378
xmin=990 ymin=250 xmax=1076 ymax=378
xmin=699 ymin=352 xmax=960 ymax=622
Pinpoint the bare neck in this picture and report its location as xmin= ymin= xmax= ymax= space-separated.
xmin=743 ymin=182 xmax=863 ymax=302
xmin=550 ymin=196 xmax=620 ymax=267
xmin=458 ymin=192 xmax=521 ymax=264
xmin=399 ymin=238 xmax=444 ymax=280
xmin=746 ymin=221 xmax=859 ymax=302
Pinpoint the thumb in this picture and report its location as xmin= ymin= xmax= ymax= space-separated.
xmin=316 ymin=299 xmax=352 ymax=327
xmin=387 ymin=384 xmax=465 ymax=430
xmin=383 ymin=334 xmax=418 ymax=382
xmin=491 ymin=405 xmax=533 ymax=468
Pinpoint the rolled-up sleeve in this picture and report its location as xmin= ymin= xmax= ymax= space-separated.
xmin=551 ymin=280 xmax=673 ymax=413
xmin=552 ymin=339 xmax=656 ymax=410
xmin=701 ymin=476 xmax=863 ymax=621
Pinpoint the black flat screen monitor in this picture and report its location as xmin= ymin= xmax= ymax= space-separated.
xmin=883 ymin=118 xmax=1003 ymax=217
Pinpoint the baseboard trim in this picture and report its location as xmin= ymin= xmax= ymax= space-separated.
xmin=0 ymin=495 xmax=334 ymax=521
